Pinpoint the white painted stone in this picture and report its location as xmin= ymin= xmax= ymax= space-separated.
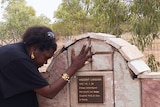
xmin=113 ymin=51 xmax=141 ymax=107
xmin=91 ymin=39 xmax=114 ymax=53
xmin=92 ymin=54 xmax=113 ymax=71
xmin=119 ymin=45 xmax=144 ymax=61
xmin=137 ymin=72 xmax=160 ymax=79
xmin=96 ymin=33 xmax=116 ymax=38
xmin=90 ymin=33 xmax=115 ymax=40
xmin=106 ymin=38 xmax=132 ymax=49
xmin=128 ymin=59 xmax=151 ymax=75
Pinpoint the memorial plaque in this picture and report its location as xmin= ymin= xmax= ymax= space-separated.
xmin=77 ymin=76 xmax=104 ymax=103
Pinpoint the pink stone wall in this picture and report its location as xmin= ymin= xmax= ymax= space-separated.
xmin=141 ymin=79 xmax=160 ymax=107
xmin=38 ymin=51 xmax=70 ymax=107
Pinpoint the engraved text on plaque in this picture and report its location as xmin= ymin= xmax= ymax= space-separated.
xmin=77 ymin=76 xmax=103 ymax=103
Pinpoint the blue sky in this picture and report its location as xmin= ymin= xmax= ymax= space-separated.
xmin=0 ymin=0 xmax=62 ymax=22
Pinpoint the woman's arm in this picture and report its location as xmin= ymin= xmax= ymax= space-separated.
xmin=35 ymin=45 xmax=93 ymax=99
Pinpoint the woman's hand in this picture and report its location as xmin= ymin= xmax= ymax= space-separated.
xmin=67 ymin=44 xmax=94 ymax=76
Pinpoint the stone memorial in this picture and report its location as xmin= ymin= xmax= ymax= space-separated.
xmin=38 ymin=33 xmax=160 ymax=107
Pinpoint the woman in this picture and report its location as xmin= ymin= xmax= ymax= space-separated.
xmin=0 ymin=26 xmax=93 ymax=107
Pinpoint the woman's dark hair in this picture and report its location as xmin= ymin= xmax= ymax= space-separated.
xmin=22 ymin=26 xmax=57 ymax=51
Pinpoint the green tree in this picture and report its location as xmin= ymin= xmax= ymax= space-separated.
xmin=53 ymin=0 xmax=94 ymax=37
xmin=91 ymin=0 xmax=128 ymax=36
xmin=53 ymin=0 xmax=128 ymax=37
xmin=0 ymin=0 xmax=51 ymax=42
xmin=129 ymin=0 xmax=160 ymax=51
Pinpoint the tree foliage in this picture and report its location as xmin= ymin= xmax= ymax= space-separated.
xmin=53 ymin=0 xmax=128 ymax=37
xmin=129 ymin=0 xmax=160 ymax=51
xmin=91 ymin=0 xmax=128 ymax=36
xmin=0 ymin=0 xmax=51 ymax=42
xmin=53 ymin=0 xmax=93 ymax=37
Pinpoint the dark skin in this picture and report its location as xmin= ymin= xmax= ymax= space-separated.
xmin=27 ymin=44 xmax=93 ymax=99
